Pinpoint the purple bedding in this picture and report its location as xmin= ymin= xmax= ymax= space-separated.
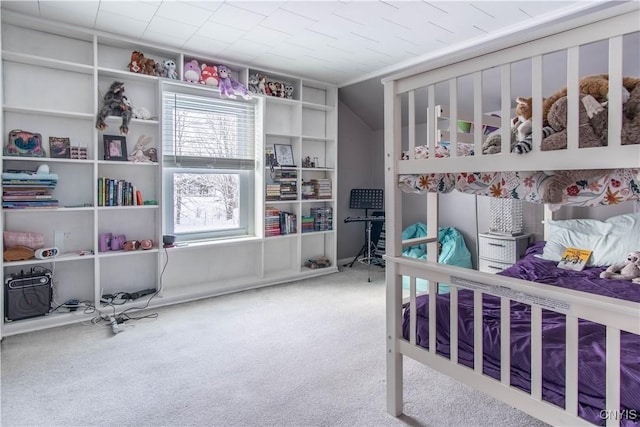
xmin=402 ymin=242 xmax=640 ymax=426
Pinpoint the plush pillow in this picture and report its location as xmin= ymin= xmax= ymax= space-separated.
xmin=541 ymin=213 xmax=640 ymax=266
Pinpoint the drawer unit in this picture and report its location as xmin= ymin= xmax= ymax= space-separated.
xmin=478 ymin=232 xmax=532 ymax=273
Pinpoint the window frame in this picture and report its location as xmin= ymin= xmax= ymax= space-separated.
xmin=161 ymin=86 xmax=260 ymax=243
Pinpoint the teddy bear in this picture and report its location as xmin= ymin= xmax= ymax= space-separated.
xmin=586 ymin=84 xmax=640 ymax=146
xmin=541 ymin=74 xmax=640 ymax=126
xmin=163 ymin=59 xmax=178 ymax=80
xmin=600 ymin=251 xmax=640 ymax=281
xmin=199 ymin=63 xmax=218 ymax=86
xmin=95 ymin=81 xmax=132 ymax=134
xmin=183 ymin=59 xmax=201 ymax=83
xmin=128 ymin=51 xmax=144 ymax=73
xmin=540 ymin=93 xmax=603 ymax=151
xmin=217 ymin=65 xmax=251 ymax=100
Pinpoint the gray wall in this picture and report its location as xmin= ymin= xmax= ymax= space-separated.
xmin=336 ymin=100 xmax=381 ymax=262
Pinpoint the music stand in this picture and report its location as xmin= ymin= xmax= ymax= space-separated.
xmin=344 ymin=189 xmax=384 ymax=275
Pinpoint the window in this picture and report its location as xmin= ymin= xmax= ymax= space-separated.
xmin=162 ymin=90 xmax=257 ymax=241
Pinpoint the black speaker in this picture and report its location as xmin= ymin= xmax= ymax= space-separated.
xmin=4 ymin=273 xmax=52 ymax=321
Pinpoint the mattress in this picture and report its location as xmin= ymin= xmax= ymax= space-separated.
xmin=402 ymin=242 xmax=640 ymax=426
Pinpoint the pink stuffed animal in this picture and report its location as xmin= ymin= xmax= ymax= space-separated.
xmin=600 ymin=251 xmax=640 ymax=281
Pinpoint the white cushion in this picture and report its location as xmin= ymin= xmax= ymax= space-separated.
xmin=541 ymin=213 xmax=640 ymax=266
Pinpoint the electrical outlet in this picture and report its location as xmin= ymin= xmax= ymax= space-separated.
xmin=64 ymin=232 xmax=72 ymax=240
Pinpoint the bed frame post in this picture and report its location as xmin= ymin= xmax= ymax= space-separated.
xmin=384 ymin=79 xmax=403 ymax=416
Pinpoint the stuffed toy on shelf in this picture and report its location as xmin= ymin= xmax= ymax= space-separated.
xmin=95 ymin=81 xmax=132 ymax=135
xmin=217 ymin=65 xmax=251 ymax=100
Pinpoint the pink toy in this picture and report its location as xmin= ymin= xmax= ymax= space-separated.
xmin=183 ymin=59 xmax=201 ymax=83
xmin=200 ymin=63 xmax=219 ymax=87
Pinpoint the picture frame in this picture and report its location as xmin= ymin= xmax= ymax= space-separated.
xmin=274 ymin=144 xmax=295 ymax=167
xmin=103 ymin=135 xmax=127 ymax=161
xmin=49 ymin=137 xmax=71 ymax=159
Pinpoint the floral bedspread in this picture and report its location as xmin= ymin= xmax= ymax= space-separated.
xmin=399 ymin=169 xmax=640 ymax=210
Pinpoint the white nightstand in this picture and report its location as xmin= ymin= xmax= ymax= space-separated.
xmin=478 ymin=232 xmax=532 ymax=274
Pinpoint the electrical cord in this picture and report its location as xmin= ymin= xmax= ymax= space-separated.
xmin=94 ymin=245 xmax=170 ymax=329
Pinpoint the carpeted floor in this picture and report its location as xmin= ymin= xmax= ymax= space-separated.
xmin=1 ymin=263 xmax=547 ymax=427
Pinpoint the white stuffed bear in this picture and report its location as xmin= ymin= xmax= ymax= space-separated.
xmin=600 ymin=251 xmax=640 ymax=281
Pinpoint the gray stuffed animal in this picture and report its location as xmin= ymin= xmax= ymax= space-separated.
xmin=95 ymin=81 xmax=132 ymax=135
xmin=587 ymin=84 xmax=640 ymax=146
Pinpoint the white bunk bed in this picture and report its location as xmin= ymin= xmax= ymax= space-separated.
xmin=383 ymin=4 xmax=640 ymax=427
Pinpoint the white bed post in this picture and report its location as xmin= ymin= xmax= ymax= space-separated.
xmin=384 ymin=79 xmax=403 ymax=417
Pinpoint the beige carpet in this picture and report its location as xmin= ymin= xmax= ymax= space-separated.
xmin=1 ymin=263 xmax=547 ymax=427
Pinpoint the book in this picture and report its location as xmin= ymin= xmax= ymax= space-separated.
xmin=557 ymin=247 xmax=592 ymax=271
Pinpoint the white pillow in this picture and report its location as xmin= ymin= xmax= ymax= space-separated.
xmin=541 ymin=213 xmax=640 ymax=266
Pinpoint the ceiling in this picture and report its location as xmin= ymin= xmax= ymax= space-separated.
xmin=0 ymin=1 xmax=629 ymax=130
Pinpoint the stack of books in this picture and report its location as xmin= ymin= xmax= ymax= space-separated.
xmin=301 ymin=215 xmax=315 ymax=233
xmin=2 ymin=169 xmax=58 ymax=209
xmin=274 ymin=169 xmax=297 ymax=200
xmin=310 ymin=207 xmax=333 ymax=231
xmin=301 ymin=181 xmax=315 ymax=200
xmin=311 ymin=178 xmax=331 ymax=199
xmin=266 ymin=184 xmax=280 ymax=201
xmin=265 ymin=207 xmax=282 ymax=236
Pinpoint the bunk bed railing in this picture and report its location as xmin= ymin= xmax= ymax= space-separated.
xmin=391 ymin=7 xmax=640 ymax=175
xmin=391 ymin=257 xmax=638 ymax=427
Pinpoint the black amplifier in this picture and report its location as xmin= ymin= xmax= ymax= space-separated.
xmin=4 ymin=271 xmax=52 ymax=321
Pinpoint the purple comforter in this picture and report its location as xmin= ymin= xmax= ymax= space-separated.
xmin=403 ymin=242 xmax=640 ymax=426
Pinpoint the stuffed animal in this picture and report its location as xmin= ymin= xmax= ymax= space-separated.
xmin=128 ymin=51 xmax=144 ymax=73
xmin=128 ymin=135 xmax=153 ymax=162
xmin=200 ymin=63 xmax=218 ymax=86
xmin=541 ymin=74 xmax=640 ymax=126
xmin=587 ymin=84 xmax=640 ymax=146
xmin=247 ymin=73 xmax=260 ymax=94
xmin=96 ymin=81 xmax=132 ymax=134
xmin=184 ymin=59 xmax=201 ymax=83
xmin=132 ymin=105 xmax=152 ymax=120
xmin=163 ymin=59 xmax=178 ymax=79
xmin=154 ymin=62 xmax=165 ymax=78
xmin=482 ymin=123 xmax=517 ymax=154
xmin=258 ymin=74 xmax=269 ymax=95
xmin=541 ymin=93 xmax=603 ymax=151
xmin=217 ymin=65 xmax=251 ymax=100
xmin=284 ymin=83 xmax=294 ymax=99
xmin=600 ymin=251 xmax=640 ymax=280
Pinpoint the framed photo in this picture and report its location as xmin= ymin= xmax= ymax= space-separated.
xmin=274 ymin=144 xmax=295 ymax=167
xmin=103 ymin=135 xmax=127 ymax=161
xmin=49 ymin=137 xmax=71 ymax=159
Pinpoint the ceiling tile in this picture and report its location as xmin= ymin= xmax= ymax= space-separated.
xmin=95 ymin=11 xmax=148 ymax=39
xmin=98 ymin=1 xmax=159 ymax=22
xmin=259 ymin=9 xmax=317 ymax=34
xmin=183 ymin=34 xmax=231 ymax=56
xmin=182 ymin=1 xmax=224 ymax=13
xmin=333 ymin=1 xmax=399 ymax=25
xmin=207 ymin=3 xmax=266 ymax=32
xmin=242 ymin=25 xmax=292 ymax=45
xmin=141 ymin=29 xmax=188 ymax=49
xmin=231 ymin=1 xmax=285 ymax=16
xmin=195 ymin=21 xmax=247 ymax=44
xmin=38 ymin=1 xmax=99 ymax=27
xmin=1 ymin=0 xmax=40 ymax=15
xmin=279 ymin=1 xmax=342 ymax=20
xmin=154 ymin=1 xmax=214 ymax=26
xmin=145 ymin=15 xmax=199 ymax=40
